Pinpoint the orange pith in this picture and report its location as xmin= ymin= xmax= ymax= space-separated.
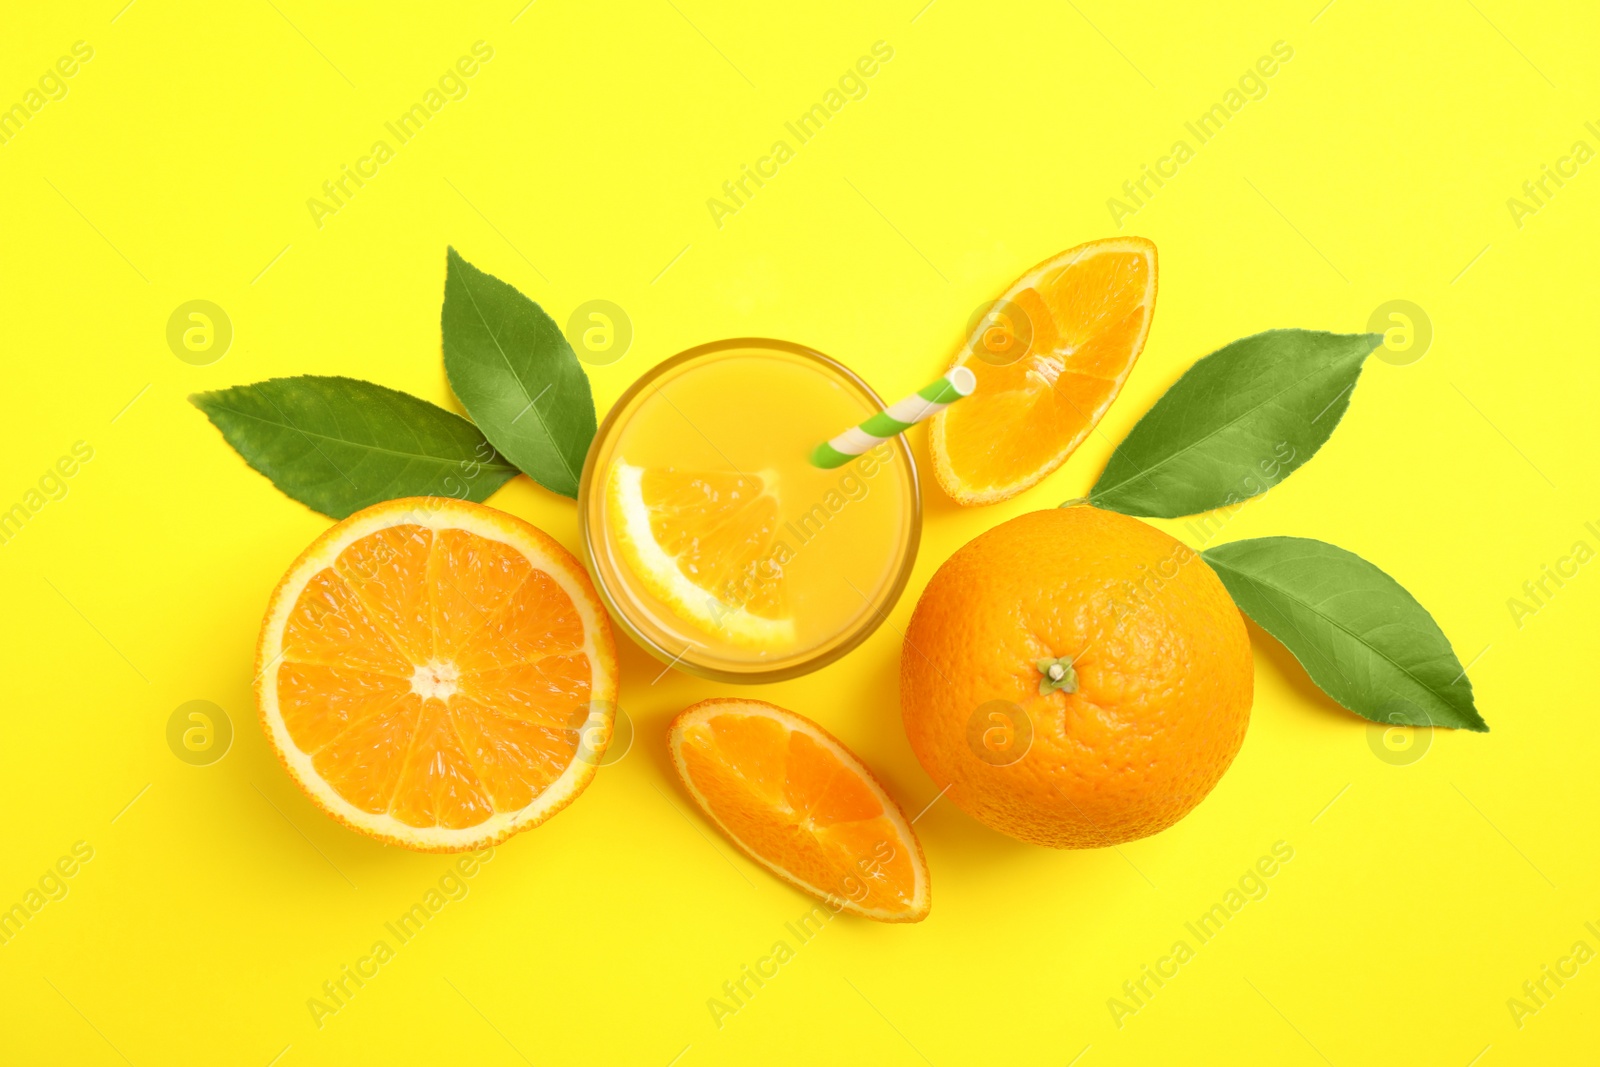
xmin=669 ymin=699 xmax=930 ymax=922
xmin=929 ymin=236 xmax=1157 ymax=505
xmin=257 ymin=498 xmax=618 ymax=852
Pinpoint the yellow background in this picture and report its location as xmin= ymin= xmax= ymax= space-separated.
xmin=2 ymin=1 xmax=1596 ymax=1063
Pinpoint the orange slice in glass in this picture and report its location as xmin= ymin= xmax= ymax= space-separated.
xmin=606 ymin=462 xmax=795 ymax=647
xmin=669 ymin=698 xmax=930 ymax=922
xmin=929 ymin=236 xmax=1157 ymax=505
xmin=256 ymin=498 xmax=618 ymax=852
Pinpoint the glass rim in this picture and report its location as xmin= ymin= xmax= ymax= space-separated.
xmin=577 ymin=337 xmax=923 ymax=684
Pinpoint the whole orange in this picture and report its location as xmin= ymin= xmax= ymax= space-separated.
xmin=900 ymin=506 xmax=1252 ymax=848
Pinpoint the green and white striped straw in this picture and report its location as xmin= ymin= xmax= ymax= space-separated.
xmin=810 ymin=366 xmax=977 ymax=469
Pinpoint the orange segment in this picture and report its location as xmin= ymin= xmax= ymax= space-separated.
xmin=789 ymin=732 xmax=883 ymax=825
xmin=334 ymin=524 xmax=436 ymax=663
xmin=930 ymin=236 xmax=1157 ymax=505
xmin=450 ymin=696 xmax=579 ymax=812
xmin=312 ymin=693 xmax=422 ymax=815
xmin=429 ymin=526 xmax=534 ymax=662
xmin=706 ymin=712 xmax=789 ymax=803
xmin=457 ymin=656 xmax=593 ymax=730
xmin=257 ymin=498 xmax=618 ymax=852
xmin=281 ymin=569 xmax=412 ymax=676
xmin=606 ymin=463 xmax=795 ymax=647
xmin=276 ymin=662 xmax=411 ymax=754
xmin=669 ymin=698 xmax=930 ymax=922
xmin=455 ymin=568 xmax=587 ymax=672
xmin=389 ymin=698 xmax=496 ymax=830
xmin=641 ymin=469 xmax=780 ymax=591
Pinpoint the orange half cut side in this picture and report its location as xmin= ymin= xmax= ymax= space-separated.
xmin=256 ymin=498 xmax=619 ymax=852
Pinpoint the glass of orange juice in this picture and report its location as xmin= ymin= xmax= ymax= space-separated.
xmin=578 ymin=338 xmax=921 ymax=682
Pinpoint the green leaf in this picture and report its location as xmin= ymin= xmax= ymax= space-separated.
xmin=190 ymin=376 xmax=518 ymax=519
xmin=1202 ymin=537 xmax=1487 ymax=731
xmin=1090 ymin=329 xmax=1383 ymax=518
xmin=441 ymin=247 xmax=596 ymax=498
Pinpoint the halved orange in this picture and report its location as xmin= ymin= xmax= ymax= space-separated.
xmin=606 ymin=462 xmax=794 ymax=647
xmin=928 ymin=236 xmax=1157 ymax=505
xmin=669 ymin=699 xmax=930 ymax=922
xmin=255 ymin=497 xmax=618 ymax=852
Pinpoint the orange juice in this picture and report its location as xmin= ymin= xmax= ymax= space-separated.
xmin=578 ymin=339 xmax=920 ymax=682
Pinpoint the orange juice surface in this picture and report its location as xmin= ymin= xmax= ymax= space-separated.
xmin=579 ymin=340 xmax=919 ymax=681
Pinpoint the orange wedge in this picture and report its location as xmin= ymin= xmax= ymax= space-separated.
xmin=928 ymin=236 xmax=1157 ymax=505
xmin=256 ymin=498 xmax=618 ymax=852
xmin=669 ymin=699 xmax=930 ymax=922
xmin=606 ymin=462 xmax=794 ymax=647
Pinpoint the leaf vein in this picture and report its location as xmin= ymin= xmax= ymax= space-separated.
xmin=1210 ymin=560 xmax=1470 ymax=720
xmin=1096 ymin=356 xmax=1356 ymax=499
xmin=447 ymin=256 xmax=578 ymax=486
xmin=202 ymin=402 xmax=514 ymax=470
